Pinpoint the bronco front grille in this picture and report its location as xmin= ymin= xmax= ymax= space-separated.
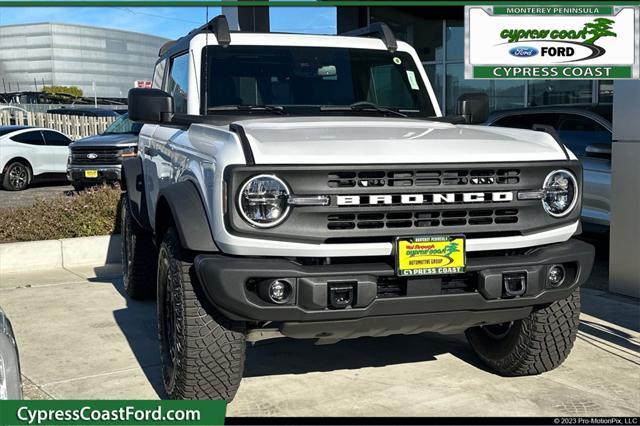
xmin=327 ymin=208 xmax=519 ymax=231
xmin=328 ymin=168 xmax=520 ymax=188
xmin=70 ymin=147 xmax=120 ymax=165
xmin=227 ymin=162 xmax=582 ymax=243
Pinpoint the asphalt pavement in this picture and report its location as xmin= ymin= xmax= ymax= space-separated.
xmin=0 ymin=183 xmax=74 ymax=209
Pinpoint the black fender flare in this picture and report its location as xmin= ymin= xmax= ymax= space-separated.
xmin=157 ymin=180 xmax=219 ymax=252
xmin=121 ymin=157 xmax=151 ymax=231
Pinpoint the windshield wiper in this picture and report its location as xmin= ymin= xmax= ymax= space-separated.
xmin=207 ymin=105 xmax=286 ymax=114
xmin=321 ymin=102 xmax=408 ymax=118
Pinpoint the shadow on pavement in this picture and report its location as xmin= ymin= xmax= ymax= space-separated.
xmin=89 ymin=268 xmax=165 ymax=398
xmin=243 ymin=332 xmax=492 ymax=378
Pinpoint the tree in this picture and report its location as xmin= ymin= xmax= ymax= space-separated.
xmin=41 ymin=85 xmax=83 ymax=98
xmin=583 ymin=18 xmax=617 ymax=45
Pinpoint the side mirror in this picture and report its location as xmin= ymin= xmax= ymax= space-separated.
xmin=456 ymin=92 xmax=490 ymax=124
xmin=585 ymin=143 xmax=612 ymax=159
xmin=128 ymin=88 xmax=174 ymax=123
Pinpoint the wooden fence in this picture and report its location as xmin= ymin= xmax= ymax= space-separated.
xmin=0 ymin=111 xmax=116 ymax=140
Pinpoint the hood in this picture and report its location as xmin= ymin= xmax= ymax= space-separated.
xmin=234 ymin=116 xmax=569 ymax=165
xmin=70 ymin=133 xmax=138 ymax=148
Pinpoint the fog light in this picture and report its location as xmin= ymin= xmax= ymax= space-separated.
xmin=258 ymin=280 xmax=293 ymax=304
xmin=548 ymin=265 xmax=566 ymax=287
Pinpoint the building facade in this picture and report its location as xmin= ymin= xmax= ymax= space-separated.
xmin=337 ymin=6 xmax=613 ymax=114
xmin=0 ymin=23 xmax=167 ymax=99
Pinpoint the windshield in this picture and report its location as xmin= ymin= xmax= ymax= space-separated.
xmin=103 ymin=113 xmax=143 ymax=135
xmin=201 ymin=45 xmax=436 ymax=117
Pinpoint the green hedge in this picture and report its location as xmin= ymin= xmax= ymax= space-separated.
xmin=0 ymin=186 xmax=121 ymax=243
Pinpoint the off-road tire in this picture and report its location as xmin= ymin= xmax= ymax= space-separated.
xmin=157 ymin=227 xmax=246 ymax=400
xmin=466 ymin=289 xmax=580 ymax=376
xmin=2 ymin=161 xmax=32 ymax=191
xmin=121 ymin=193 xmax=157 ymax=300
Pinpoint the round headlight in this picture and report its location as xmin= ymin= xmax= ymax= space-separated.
xmin=238 ymin=175 xmax=290 ymax=228
xmin=542 ymin=170 xmax=578 ymax=217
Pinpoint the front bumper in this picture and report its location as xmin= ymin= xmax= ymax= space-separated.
xmin=67 ymin=165 xmax=121 ymax=183
xmin=195 ymin=239 xmax=594 ymax=340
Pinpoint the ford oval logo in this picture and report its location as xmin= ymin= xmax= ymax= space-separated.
xmin=86 ymin=153 xmax=98 ymax=159
xmin=509 ymin=46 xmax=539 ymax=57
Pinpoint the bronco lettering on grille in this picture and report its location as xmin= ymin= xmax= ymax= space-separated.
xmin=336 ymin=192 xmax=513 ymax=206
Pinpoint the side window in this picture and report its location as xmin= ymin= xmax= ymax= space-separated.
xmin=42 ymin=130 xmax=72 ymax=146
xmin=10 ymin=131 xmax=45 ymax=145
xmin=492 ymin=113 xmax=558 ymax=129
xmin=152 ymin=59 xmax=167 ymax=89
xmin=165 ymin=54 xmax=189 ymax=114
xmin=556 ymin=114 xmax=611 ymax=156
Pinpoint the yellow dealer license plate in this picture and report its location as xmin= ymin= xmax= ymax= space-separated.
xmin=84 ymin=170 xmax=98 ymax=178
xmin=396 ymin=235 xmax=466 ymax=277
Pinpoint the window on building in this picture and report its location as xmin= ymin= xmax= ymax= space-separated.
xmin=527 ymin=80 xmax=592 ymax=107
xmin=598 ymin=80 xmax=614 ymax=104
xmin=444 ymin=64 xmax=525 ymax=115
xmin=166 ymin=53 xmax=189 ymax=114
xmin=370 ymin=7 xmax=444 ymax=62
xmin=445 ymin=20 xmax=464 ymax=62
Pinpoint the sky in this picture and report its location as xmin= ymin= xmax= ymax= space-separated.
xmin=0 ymin=6 xmax=336 ymax=39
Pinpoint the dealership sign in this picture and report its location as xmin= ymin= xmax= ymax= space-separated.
xmin=465 ymin=6 xmax=639 ymax=79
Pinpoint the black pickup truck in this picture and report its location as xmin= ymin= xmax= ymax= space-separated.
xmin=67 ymin=113 xmax=141 ymax=191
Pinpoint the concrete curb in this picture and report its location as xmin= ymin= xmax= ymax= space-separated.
xmin=0 ymin=235 xmax=121 ymax=275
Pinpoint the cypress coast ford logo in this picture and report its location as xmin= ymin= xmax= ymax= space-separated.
xmin=465 ymin=6 xmax=639 ymax=79
xmin=501 ymin=18 xmax=617 ymax=62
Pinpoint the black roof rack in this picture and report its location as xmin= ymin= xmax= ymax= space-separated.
xmin=159 ymin=15 xmax=231 ymax=58
xmin=341 ymin=22 xmax=398 ymax=52
xmin=158 ymin=16 xmax=397 ymax=59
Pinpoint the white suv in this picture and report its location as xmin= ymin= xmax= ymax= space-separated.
xmin=121 ymin=16 xmax=594 ymax=400
xmin=0 ymin=126 xmax=72 ymax=191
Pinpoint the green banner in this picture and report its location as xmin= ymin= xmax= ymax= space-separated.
xmin=473 ymin=65 xmax=632 ymax=79
xmin=493 ymin=6 xmax=615 ymax=15
xmin=0 ymin=401 xmax=226 ymax=426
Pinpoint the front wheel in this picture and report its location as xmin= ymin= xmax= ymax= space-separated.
xmin=157 ymin=227 xmax=246 ymax=400
xmin=2 ymin=161 xmax=31 ymax=191
xmin=466 ymin=289 xmax=580 ymax=376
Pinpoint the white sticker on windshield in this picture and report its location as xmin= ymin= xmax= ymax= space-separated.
xmin=406 ymin=71 xmax=420 ymax=90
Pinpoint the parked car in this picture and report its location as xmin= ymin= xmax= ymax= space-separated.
xmin=47 ymin=107 xmax=119 ymax=118
xmin=486 ymin=106 xmax=612 ymax=228
xmin=0 ymin=306 xmax=22 ymax=399
xmin=121 ymin=15 xmax=594 ymax=400
xmin=67 ymin=113 xmax=141 ymax=191
xmin=0 ymin=126 xmax=73 ymax=191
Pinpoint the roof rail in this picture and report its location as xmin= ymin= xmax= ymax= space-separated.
xmin=158 ymin=15 xmax=231 ymax=58
xmin=341 ymin=22 xmax=397 ymax=52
